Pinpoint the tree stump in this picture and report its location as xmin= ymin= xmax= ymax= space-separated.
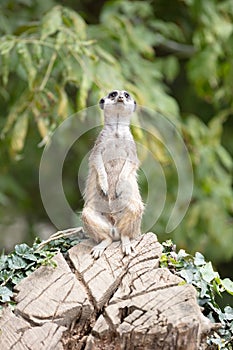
xmin=0 ymin=232 xmax=213 ymax=350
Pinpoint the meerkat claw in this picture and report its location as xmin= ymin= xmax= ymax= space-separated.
xmin=121 ymin=236 xmax=135 ymax=255
xmin=91 ymin=238 xmax=113 ymax=259
xmin=122 ymin=242 xmax=135 ymax=255
xmin=115 ymin=190 xmax=122 ymax=198
xmin=91 ymin=246 xmax=105 ymax=259
xmin=101 ymin=189 xmax=108 ymax=197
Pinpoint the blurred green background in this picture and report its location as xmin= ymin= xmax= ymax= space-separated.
xmin=0 ymin=0 xmax=232 ymax=294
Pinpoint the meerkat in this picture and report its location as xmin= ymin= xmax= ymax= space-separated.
xmin=81 ymin=90 xmax=144 ymax=258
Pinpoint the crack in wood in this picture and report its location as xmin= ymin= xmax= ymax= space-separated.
xmin=15 ymin=272 xmax=70 ymax=312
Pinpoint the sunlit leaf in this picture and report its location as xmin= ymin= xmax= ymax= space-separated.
xmin=62 ymin=7 xmax=86 ymax=40
xmin=57 ymin=87 xmax=68 ymax=120
xmin=10 ymin=112 xmax=29 ymax=154
xmin=216 ymin=146 xmax=233 ymax=172
xmin=94 ymin=46 xmax=117 ymax=65
xmin=41 ymin=5 xmax=62 ymax=40
xmin=194 ymin=252 xmax=206 ymax=266
xmin=36 ymin=118 xmax=50 ymax=140
xmin=76 ymin=73 xmax=91 ymax=111
xmin=222 ymin=278 xmax=233 ymax=295
xmin=1 ymin=51 xmax=10 ymax=85
xmin=0 ymin=36 xmax=15 ymax=55
xmin=16 ymin=42 xmax=36 ymax=89
xmin=200 ymin=262 xmax=219 ymax=283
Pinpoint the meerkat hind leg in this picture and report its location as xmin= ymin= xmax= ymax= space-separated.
xmin=92 ymin=237 xmax=112 ymax=259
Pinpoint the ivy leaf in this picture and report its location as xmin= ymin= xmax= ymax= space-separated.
xmin=15 ymin=243 xmax=30 ymax=256
xmin=222 ymin=278 xmax=233 ymax=295
xmin=199 ymin=279 xmax=208 ymax=298
xmin=179 ymin=268 xmax=194 ymax=284
xmin=194 ymin=252 xmax=206 ymax=266
xmin=0 ymin=286 xmax=13 ymax=302
xmin=15 ymin=244 xmax=37 ymax=261
xmin=223 ymin=306 xmax=233 ymax=321
xmin=200 ymin=262 xmax=219 ymax=283
xmin=8 ymin=255 xmax=27 ymax=270
xmin=0 ymin=255 xmax=7 ymax=271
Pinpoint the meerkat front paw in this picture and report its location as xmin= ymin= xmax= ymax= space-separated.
xmin=115 ymin=179 xmax=128 ymax=198
xmin=91 ymin=238 xmax=112 ymax=259
xmin=121 ymin=236 xmax=135 ymax=255
xmin=98 ymin=176 xmax=109 ymax=196
xmin=91 ymin=245 xmax=105 ymax=259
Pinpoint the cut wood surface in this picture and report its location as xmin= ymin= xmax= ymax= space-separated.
xmin=0 ymin=232 xmax=214 ymax=350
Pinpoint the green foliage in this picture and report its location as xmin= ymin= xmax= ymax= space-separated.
xmin=161 ymin=240 xmax=233 ymax=350
xmin=0 ymin=0 xmax=232 ymax=270
xmin=0 ymin=235 xmax=81 ymax=307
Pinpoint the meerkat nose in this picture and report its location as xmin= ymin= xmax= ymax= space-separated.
xmin=118 ymin=96 xmax=124 ymax=102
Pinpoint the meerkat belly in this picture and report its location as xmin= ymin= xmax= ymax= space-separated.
xmin=102 ymin=141 xmax=128 ymax=195
xmin=105 ymin=159 xmax=125 ymax=196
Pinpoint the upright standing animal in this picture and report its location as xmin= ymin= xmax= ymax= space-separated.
xmin=82 ymin=90 xmax=144 ymax=258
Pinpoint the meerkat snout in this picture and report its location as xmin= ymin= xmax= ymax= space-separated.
xmin=99 ymin=90 xmax=137 ymax=113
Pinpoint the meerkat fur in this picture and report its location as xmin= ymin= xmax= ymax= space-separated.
xmin=81 ymin=90 xmax=144 ymax=258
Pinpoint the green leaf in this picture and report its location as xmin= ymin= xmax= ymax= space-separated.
xmin=0 ymin=36 xmax=15 ymax=55
xmin=0 ymin=36 xmax=15 ymax=85
xmin=222 ymin=278 xmax=233 ymax=295
xmin=11 ymin=111 xmax=29 ymax=155
xmin=216 ymin=146 xmax=233 ymax=172
xmin=1 ymin=50 xmax=10 ymax=85
xmin=57 ymin=87 xmax=68 ymax=120
xmin=7 ymin=255 xmax=27 ymax=270
xmin=179 ymin=268 xmax=194 ymax=284
xmin=223 ymin=306 xmax=233 ymax=320
xmin=95 ymin=46 xmax=117 ymax=65
xmin=0 ymin=255 xmax=7 ymax=271
xmin=0 ymin=286 xmax=13 ymax=302
xmin=62 ymin=7 xmax=86 ymax=40
xmin=163 ymin=56 xmax=179 ymax=82
xmin=15 ymin=244 xmax=37 ymax=261
xmin=76 ymin=73 xmax=91 ymax=111
xmin=200 ymin=262 xmax=219 ymax=283
xmin=41 ymin=6 xmax=62 ymax=40
xmin=16 ymin=42 xmax=36 ymax=89
xmin=199 ymin=279 xmax=208 ymax=298
xmin=15 ymin=243 xmax=30 ymax=256
xmin=194 ymin=252 xmax=206 ymax=266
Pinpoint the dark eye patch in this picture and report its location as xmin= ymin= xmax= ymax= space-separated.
xmin=124 ymin=92 xmax=130 ymax=98
xmin=108 ymin=91 xmax=118 ymax=98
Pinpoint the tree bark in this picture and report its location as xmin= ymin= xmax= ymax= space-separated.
xmin=0 ymin=232 xmax=213 ymax=350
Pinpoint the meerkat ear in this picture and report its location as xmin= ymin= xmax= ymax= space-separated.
xmin=99 ymin=98 xmax=105 ymax=110
xmin=133 ymin=100 xmax=137 ymax=112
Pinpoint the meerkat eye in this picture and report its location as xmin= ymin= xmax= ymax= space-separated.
xmin=108 ymin=91 xmax=118 ymax=99
xmin=124 ymin=92 xmax=130 ymax=98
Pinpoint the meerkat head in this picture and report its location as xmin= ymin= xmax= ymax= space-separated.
xmin=99 ymin=90 xmax=136 ymax=115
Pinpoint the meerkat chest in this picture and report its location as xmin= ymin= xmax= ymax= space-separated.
xmin=102 ymin=136 xmax=129 ymax=163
